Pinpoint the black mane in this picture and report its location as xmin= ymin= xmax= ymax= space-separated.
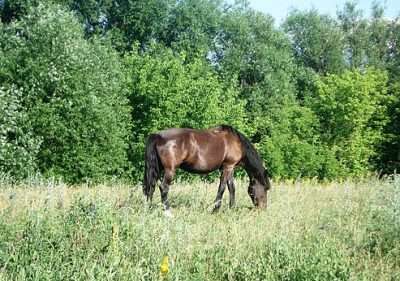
xmin=219 ymin=125 xmax=270 ymax=190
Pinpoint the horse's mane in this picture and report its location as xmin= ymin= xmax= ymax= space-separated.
xmin=219 ymin=125 xmax=270 ymax=189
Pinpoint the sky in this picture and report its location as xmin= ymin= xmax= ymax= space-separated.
xmin=246 ymin=0 xmax=400 ymax=24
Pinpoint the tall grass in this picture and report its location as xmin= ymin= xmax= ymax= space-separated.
xmin=0 ymin=177 xmax=399 ymax=280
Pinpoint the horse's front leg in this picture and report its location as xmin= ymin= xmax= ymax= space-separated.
xmin=212 ymin=167 xmax=233 ymax=213
xmin=160 ymin=168 xmax=175 ymax=217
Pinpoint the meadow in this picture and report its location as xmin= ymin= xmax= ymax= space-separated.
xmin=0 ymin=176 xmax=399 ymax=281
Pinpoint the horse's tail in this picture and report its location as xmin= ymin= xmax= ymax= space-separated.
xmin=143 ymin=134 xmax=162 ymax=198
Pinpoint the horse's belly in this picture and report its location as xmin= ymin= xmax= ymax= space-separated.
xmin=180 ymin=152 xmax=223 ymax=174
xmin=180 ymin=162 xmax=220 ymax=174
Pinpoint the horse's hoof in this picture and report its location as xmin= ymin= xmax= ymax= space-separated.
xmin=164 ymin=209 xmax=174 ymax=218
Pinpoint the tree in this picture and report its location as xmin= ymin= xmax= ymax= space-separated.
xmin=377 ymin=17 xmax=400 ymax=173
xmin=283 ymin=9 xmax=345 ymax=75
xmin=307 ymin=68 xmax=389 ymax=175
xmin=367 ymin=1 xmax=391 ymax=68
xmin=213 ymin=4 xmax=335 ymax=179
xmin=64 ymin=0 xmax=173 ymax=51
xmin=0 ymin=4 xmax=131 ymax=182
xmin=160 ymin=0 xmax=222 ymax=59
xmin=216 ymin=4 xmax=298 ymax=132
xmin=337 ymin=1 xmax=369 ymax=68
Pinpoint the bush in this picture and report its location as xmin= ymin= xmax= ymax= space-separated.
xmin=362 ymin=178 xmax=400 ymax=259
xmin=307 ymin=68 xmax=389 ymax=176
xmin=257 ymin=100 xmax=344 ymax=179
xmin=0 ymin=4 xmax=131 ymax=182
xmin=0 ymin=86 xmax=40 ymax=178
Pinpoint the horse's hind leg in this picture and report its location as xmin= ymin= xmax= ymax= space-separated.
xmin=160 ymin=168 xmax=175 ymax=214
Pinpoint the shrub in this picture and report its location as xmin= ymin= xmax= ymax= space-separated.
xmin=0 ymin=4 xmax=131 ymax=182
xmin=0 ymin=86 xmax=40 ymax=179
xmin=307 ymin=68 xmax=389 ymax=176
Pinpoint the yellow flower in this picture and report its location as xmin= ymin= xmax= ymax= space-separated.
xmin=160 ymin=255 xmax=169 ymax=278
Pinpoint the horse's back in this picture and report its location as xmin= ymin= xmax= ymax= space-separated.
xmin=158 ymin=128 xmax=194 ymax=139
xmin=157 ymin=127 xmax=223 ymax=143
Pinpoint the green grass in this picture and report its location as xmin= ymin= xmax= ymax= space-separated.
xmin=0 ymin=177 xmax=399 ymax=280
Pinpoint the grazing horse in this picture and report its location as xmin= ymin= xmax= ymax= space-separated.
xmin=143 ymin=125 xmax=271 ymax=214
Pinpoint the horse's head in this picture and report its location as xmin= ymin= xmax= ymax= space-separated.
xmin=249 ymin=177 xmax=268 ymax=208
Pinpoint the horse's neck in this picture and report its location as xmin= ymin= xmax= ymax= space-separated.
xmin=243 ymin=160 xmax=264 ymax=183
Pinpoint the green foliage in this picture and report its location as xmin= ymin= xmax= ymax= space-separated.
xmin=283 ymin=9 xmax=345 ymax=74
xmin=258 ymin=102 xmax=343 ymax=179
xmin=217 ymin=5 xmax=296 ymax=105
xmin=379 ymin=83 xmax=400 ymax=173
xmin=184 ymin=237 xmax=350 ymax=281
xmin=307 ymin=68 xmax=389 ymax=175
xmin=337 ymin=1 xmax=390 ymax=69
xmin=0 ymin=4 xmax=131 ymax=182
xmin=337 ymin=1 xmax=369 ymax=69
xmin=377 ymin=18 xmax=400 ymax=173
xmin=211 ymin=5 xmax=341 ymax=179
xmin=0 ymin=0 xmax=38 ymax=23
xmin=106 ymin=0 xmax=173 ymax=51
xmin=161 ymin=0 xmax=222 ymax=58
xmin=215 ymin=5 xmax=313 ymax=179
xmin=65 ymin=0 xmax=174 ymax=51
xmin=363 ymin=191 xmax=400 ymax=259
xmin=0 ymin=87 xmax=40 ymax=178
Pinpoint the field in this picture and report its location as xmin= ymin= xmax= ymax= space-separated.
xmin=0 ymin=177 xmax=399 ymax=280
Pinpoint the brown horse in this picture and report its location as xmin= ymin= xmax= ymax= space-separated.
xmin=143 ymin=125 xmax=271 ymax=214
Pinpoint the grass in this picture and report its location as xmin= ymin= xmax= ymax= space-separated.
xmin=0 ymin=176 xmax=399 ymax=280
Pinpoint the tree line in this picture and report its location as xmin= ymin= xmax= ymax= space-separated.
xmin=0 ymin=0 xmax=399 ymax=183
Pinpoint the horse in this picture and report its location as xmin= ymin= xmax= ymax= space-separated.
xmin=143 ymin=125 xmax=271 ymax=214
